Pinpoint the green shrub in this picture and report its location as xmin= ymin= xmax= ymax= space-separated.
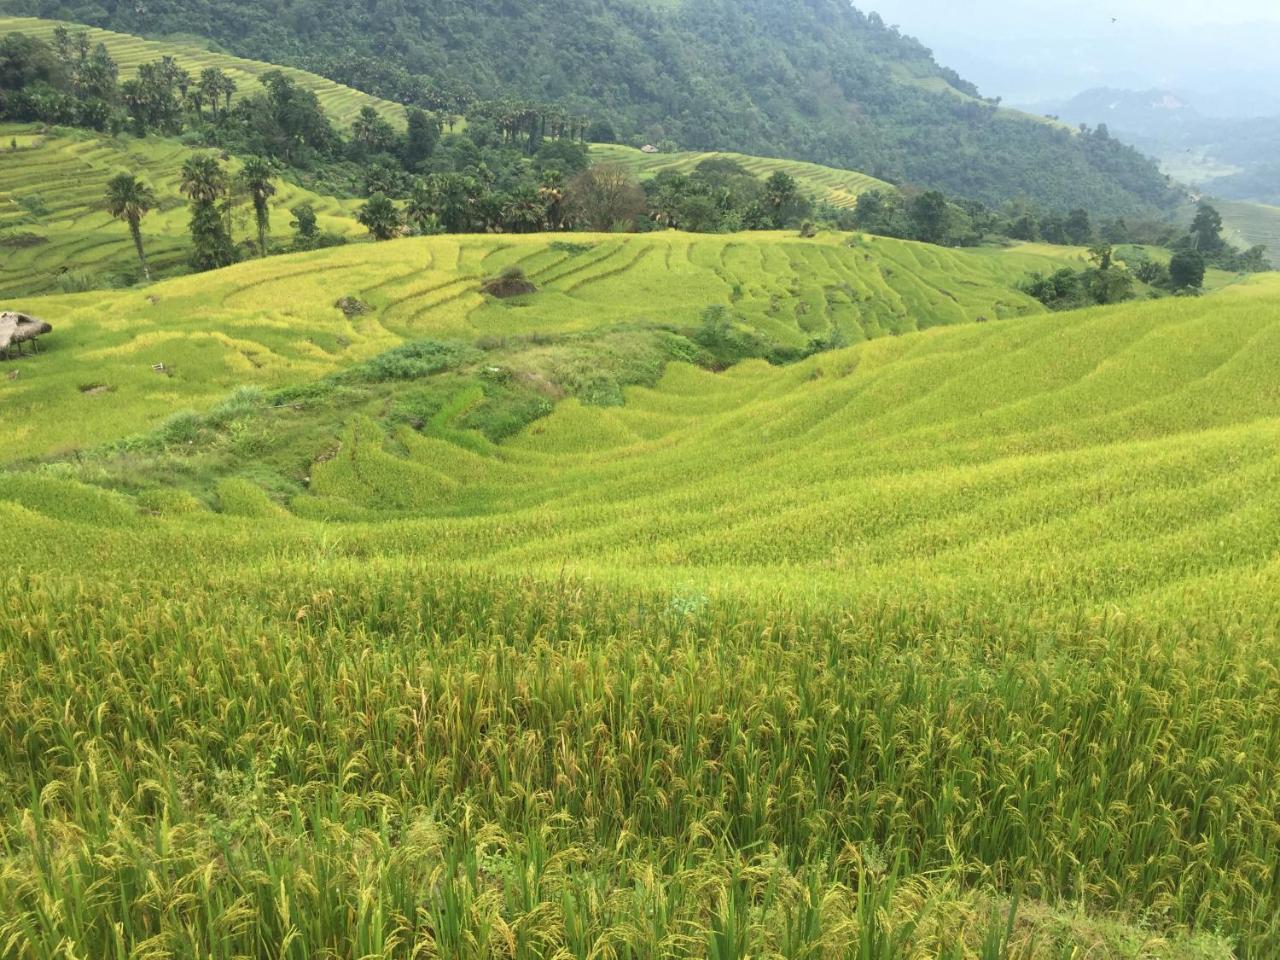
xmin=157 ymin=410 xmax=202 ymax=446
xmin=340 ymin=340 xmax=478 ymax=383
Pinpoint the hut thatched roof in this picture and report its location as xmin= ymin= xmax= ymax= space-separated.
xmin=0 ymin=312 xmax=53 ymax=355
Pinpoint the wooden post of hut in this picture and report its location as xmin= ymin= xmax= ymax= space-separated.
xmin=0 ymin=312 xmax=53 ymax=361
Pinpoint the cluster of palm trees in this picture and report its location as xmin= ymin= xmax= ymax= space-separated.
xmin=104 ymin=153 xmax=277 ymax=281
xmin=190 ymin=67 xmax=238 ymax=122
xmin=468 ymin=100 xmax=595 ymax=154
xmin=356 ymin=173 xmax=572 ymax=241
xmin=115 ymin=56 xmax=238 ymax=136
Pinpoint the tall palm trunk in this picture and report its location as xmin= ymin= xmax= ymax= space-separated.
xmin=254 ymin=199 xmax=269 ymax=258
xmin=129 ymin=215 xmax=151 ymax=281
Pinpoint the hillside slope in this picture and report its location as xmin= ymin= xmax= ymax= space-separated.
xmin=3 ymin=0 xmax=1176 ymax=215
xmin=1220 ymin=200 xmax=1280 ymax=267
xmin=590 ymin=144 xmax=894 ymax=210
xmin=0 ymin=14 xmax=405 ymax=127
xmin=0 ymin=122 xmax=366 ymax=297
xmin=1036 ymin=86 xmax=1280 ymax=204
xmin=0 ymin=231 xmax=1072 ymax=463
xmin=2 ymin=273 xmax=1278 ymax=956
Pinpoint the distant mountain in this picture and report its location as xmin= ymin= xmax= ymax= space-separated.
xmin=1035 ymin=89 xmax=1202 ymax=142
xmin=1 ymin=0 xmax=1177 ymax=216
xmin=1027 ymin=87 xmax=1280 ymax=203
xmin=868 ymin=8 xmax=1280 ymax=118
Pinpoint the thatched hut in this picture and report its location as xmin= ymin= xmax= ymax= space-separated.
xmin=0 ymin=312 xmax=52 ymax=360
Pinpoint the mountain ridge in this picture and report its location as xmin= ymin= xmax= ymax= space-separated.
xmin=3 ymin=0 xmax=1178 ymax=215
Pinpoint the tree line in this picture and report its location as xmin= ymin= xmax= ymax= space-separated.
xmin=0 ymin=29 xmax=590 ymax=192
xmin=8 ymin=0 xmax=1182 ymax=219
xmin=1018 ymin=203 xmax=1267 ymax=311
xmin=5 ymin=29 xmax=1268 ymax=289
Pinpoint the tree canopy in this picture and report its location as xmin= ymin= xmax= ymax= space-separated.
xmin=8 ymin=0 xmax=1179 ymax=216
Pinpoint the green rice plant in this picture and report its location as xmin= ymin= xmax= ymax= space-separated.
xmin=0 ymin=200 xmax=1276 ymax=958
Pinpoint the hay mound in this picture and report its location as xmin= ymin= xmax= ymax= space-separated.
xmin=481 ymin=267 xmax=537 ymax=299
xmin=335 ymin=296 xmax=372 ymax=318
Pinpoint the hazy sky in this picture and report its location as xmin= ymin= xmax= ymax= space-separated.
xmin=865 ymin=0 xmax=1280 ymax=112
xmin=871 ymin=0 xmax=1280 ymax=27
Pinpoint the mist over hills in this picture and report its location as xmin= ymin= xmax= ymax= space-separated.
xmin=1028 ymin=87 xmax=1280 ymax=204
xmin=868 ymin=2 xmax=1280 ymax=115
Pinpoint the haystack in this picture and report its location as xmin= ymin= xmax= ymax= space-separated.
xmin=0 ymin=312 xmax=52 ymax=359
xmin=481 ymin=268 xmax=537 ymax=299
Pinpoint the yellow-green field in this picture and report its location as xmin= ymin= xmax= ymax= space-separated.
xmin=0 ymin=15 xmax=406 ymax=128
xmin=0 ymin=230 xmax=1076 ymax=462
xmin=1219 ymin=199 xmax=1280 ymax=267
xmin=0 ymin=122 xmax=364 ymax=298
xmin=1 ymin=227 xmax=1278 ymax=955
xmin=589 ymin=143 xmax=895 ymax=209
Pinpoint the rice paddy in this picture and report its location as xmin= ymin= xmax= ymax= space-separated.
xmin=588 ymin=144 xmax=896 ymax=210
xmin=0 ymin=15 xmax=406 ymax=129
xmin=2 ymin=221 xmax=1278 ymax=956
xmin=1218 ymin=200 xmax=1280 ymax=267
xmin=0 ymin=122 xmax=365 ymax=298
xmin=0 ymin=230 xmax=1075 ymax=463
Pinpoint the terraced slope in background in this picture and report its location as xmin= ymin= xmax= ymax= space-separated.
xmin=1220 ymin=199 xmax=1280 ymax=267
xmin=591 ymin=143 xmax=895 ymax=209
xmin=0 ymin=15 xmax=406 ymax=128
xmin=0 ymin=231 xmax=1074 ymax=462
xmin=0 ymin=123 xmax=364 ymax=298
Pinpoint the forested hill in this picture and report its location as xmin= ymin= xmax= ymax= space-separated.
xmin=4 ymin=0 xmax=1176 ymax=215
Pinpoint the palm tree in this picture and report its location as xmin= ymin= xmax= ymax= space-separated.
xmin=240 ymin=156 xmax=277 ymax=258
xmin=501 ymin=185 xmax=546 ymax=234
xmin=105 ymin=173 xmax=157 ymax=281
xmin=180 ymin=154 xmax=235 ymax=271
xmin=180 ymin=154 xmax=227 ymax=204
xmin=197 ymin=68 xmax=222 ymax=120
xmin=357 ymin=193 xmax=403 ymax=241
xmin=404 ymin=180 xmax=441 ymax=235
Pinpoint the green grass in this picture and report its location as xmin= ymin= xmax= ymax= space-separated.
xmin=1219 ymin=199 xmax=1280 ymax=267
xmin=2 ymin=233 xmax=1276 ymax=956
xmin=590 ymin=143 xmax=896 ymax=209
xmin=0 ymin=15 xmax=406 ymax=128
xmin=0 ymin=122 xmax=365 ymax=298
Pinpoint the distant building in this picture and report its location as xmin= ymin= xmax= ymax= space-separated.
xmin=640 ymin=144 xmax=660 ymax=154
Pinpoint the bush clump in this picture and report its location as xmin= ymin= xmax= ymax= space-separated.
xmin=340 ymin=340 xmax=478 ymax=383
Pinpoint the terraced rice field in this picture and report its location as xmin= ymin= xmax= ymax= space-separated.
xmin=0 ymin=230 xmax=1075 ymax=461
xmin=0 ymin=15 xmax=406 ymax=128
xmin=2 ymin=251 xmax=1278 ymax=955
xmin=1219 ymin=199 xmax=1280 ymax=267
xmin=0 ymin=122 xmax=364 ymax=298
xmin=590 ymin=143 xmax=895 ymax=209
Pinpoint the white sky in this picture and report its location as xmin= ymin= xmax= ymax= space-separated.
xmin=869 ymin=0 xmax=1280 ymax=29
xmin=865 ymin=0 xmax=1280 ymax=109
